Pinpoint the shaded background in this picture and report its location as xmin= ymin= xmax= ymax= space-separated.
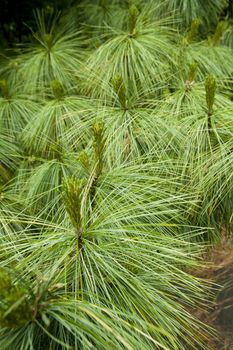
xmin=0 ymin=0 xmax=76 ymax=47
xmin=1 ymin=0 xmax=233 ymax=48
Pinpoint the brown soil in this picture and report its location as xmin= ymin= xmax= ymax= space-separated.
xmin=192 ymin=232 xmax=233 ymax=349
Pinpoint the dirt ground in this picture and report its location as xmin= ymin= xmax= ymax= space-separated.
xmin=192 ymin=232 xmax=233 ymax=349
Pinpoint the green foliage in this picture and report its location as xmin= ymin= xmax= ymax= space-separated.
xmin=62 ymin=176 xmax=82 ymax=232
xmin=0 ymin=80 xmax=10 ymax=99
xmin=185 ymin=18 xmax=201 ymax=43
xmin=92 ymin=121 xmax=106 ymax=177
xmin=1 ymin=1 xmax=233 ymax=349
xmin=81 ymin=3 xmax=177 ymax=98
xmin=128 ymin=5 xmax=139 ymax=36
xmin=12 ymin=9 xmax=88 ymax=94
xmin=51 ymin=80 xmax=65 ymax=99
xmin=209 ymin=20 xmax=227 ymax=46
xmin=187 ymin=61 xmax=198 ymax=84
xmin=111 ymin=75 xmax=127 ymax=108
xmin=0 ymin=82 xmax=41 ymax=136
xmin=0 ymin=269 xmax=33 ymax=328
xmin=205 ymin=74 xmax=217 ymax=114
xmin=160 ymin=0 xmax=228 ymax=28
